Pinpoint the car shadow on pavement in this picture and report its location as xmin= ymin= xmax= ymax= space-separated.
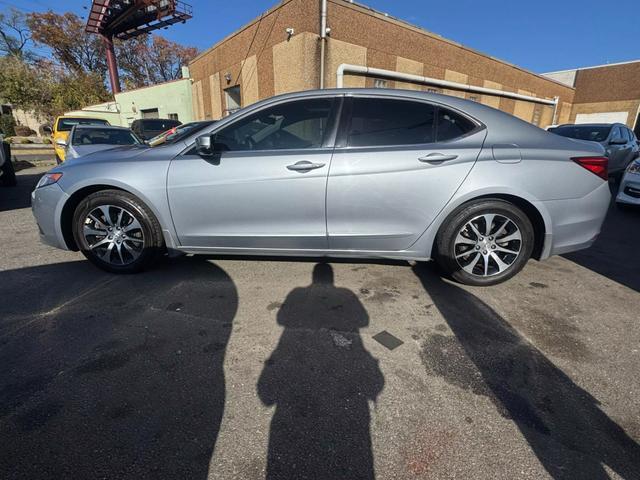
xmin=563 ymin=193 xmax=640 ymax=293
xmin=413 ymin=263 xmax=640 ymax=480
xmin=257 ymin=263 xmax=384 ymax=480
xmin=0 ymin=173 xmax=41 ymax=212
xmin=0 ymin=256 xmax=238 ymax=480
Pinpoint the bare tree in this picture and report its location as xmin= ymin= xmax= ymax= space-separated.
xmin=0 ymin=8 xmax=32 ymax=60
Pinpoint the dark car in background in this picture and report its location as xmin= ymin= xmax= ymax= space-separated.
xmin=147 ymin=120 xmax=216 ymax=146
xmin=548 ymin=123 xmax=639 ymax=177
xmin=131 ymin=118 xmax=182 ymax=141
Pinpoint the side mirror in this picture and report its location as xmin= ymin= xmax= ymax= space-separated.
xmin=195 ymin=134 xmax=225 ymax=157
xmin=55 ymin=139 xmax=67 ymax=147
xmin=195 ymin=134 xmax=213 ymax=156
xmin=610 ymin=137 xmax=626 ymax=145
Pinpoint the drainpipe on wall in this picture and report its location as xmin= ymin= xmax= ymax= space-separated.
xmin=319 ymin=0 xmax=328 ymax=89
xmin=551 ymin=96 xmax=560 ymax=125
xmin=336 ymin=64 xmax=560 ymax=110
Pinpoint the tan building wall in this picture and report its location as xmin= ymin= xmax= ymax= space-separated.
xmin=189 ymin=0 xmax=575 ymax=128
xmin=571 ymin=62 xmax=640 ymax=129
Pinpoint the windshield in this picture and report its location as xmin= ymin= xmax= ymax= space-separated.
xmin=148 ymin=121 xmax=215 ymax=146
xmin=72 ymin=128 xmax=141 ymax=146
xmin=549 ymin=125 xmax=612 ymax=142
xmin=57 ymin=117 xmax=109 ymax=132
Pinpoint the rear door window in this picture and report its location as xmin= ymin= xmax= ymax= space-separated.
xmin=347 ymin=98 xmax=436 ymax=147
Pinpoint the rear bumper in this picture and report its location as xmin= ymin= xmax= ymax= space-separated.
xmin=541 ymin=180 xmax=611 ymax=258
xmin=31 ymin=183 xmax=70 ymax=250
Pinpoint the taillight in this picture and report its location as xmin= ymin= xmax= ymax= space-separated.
xmin=572 ymin=156 xmax=608 ymax=181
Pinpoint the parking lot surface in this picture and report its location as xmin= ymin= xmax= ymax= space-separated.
xmin=1 ymin=166 xmax=640 ymax=479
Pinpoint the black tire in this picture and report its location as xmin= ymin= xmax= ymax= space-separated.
xmin=434 ymin=199 xmax=534 ymax=286
xmin=72 ymin=189 xmax=165 ymax=273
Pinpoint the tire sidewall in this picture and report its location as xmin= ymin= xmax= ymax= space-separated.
xmin=436 ymin=200 xmax=534 ymax=286
xmin=72 ymin=191 xmax=160 ymax=273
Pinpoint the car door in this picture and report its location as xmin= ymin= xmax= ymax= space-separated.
xmin=327 ymin=95 xmax=486 ymax=252
xmin=167 ymin=96 xmax=340 ymax=249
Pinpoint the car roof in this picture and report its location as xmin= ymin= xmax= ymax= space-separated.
xmin=72 ymin=125 xmax=131 ymax=131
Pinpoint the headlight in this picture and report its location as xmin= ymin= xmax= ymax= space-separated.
xmin=627 ymin=162 xmax=640 ymax=175
xmin=36 ymin=172 xmax=63 ymax=189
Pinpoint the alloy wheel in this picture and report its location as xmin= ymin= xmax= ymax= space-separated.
xmin=82 ymin=205 xmax=145 ymax=265
xmin=453 ymin=213 xmax=522 ymax=277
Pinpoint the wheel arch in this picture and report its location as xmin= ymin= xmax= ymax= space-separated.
xmin=429 ymin=192 xmax=551 ymax=261
xmin=60 ymin=184 xmax=126 ymax=251
xmin=60 ymin=181 xmax=172 ymax=252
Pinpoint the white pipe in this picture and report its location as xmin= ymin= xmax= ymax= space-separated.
xmin=336 ymin=64 xmax=559 ymax=107
xmin=319 ymin=0 xmax=328 ymax=89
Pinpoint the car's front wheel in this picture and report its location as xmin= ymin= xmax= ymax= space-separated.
xmin=72 ymin=189 xmax=164 ymax=273
xmin=435 ymin=199 xmax=534 ymax=286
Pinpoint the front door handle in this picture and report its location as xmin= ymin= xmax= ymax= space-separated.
xmin=287 ymin=161 xmax=326 ymax=171
xmin=418 ymin=153 xmax=459 ymax=164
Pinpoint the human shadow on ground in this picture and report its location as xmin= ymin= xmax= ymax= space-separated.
xmin=0 ymin=256 xmax=237 ymax=480
xmin=413 ymin=263 xmax=640 ymax=479
xmin=258 ymin=263 xmax=384 ymax=479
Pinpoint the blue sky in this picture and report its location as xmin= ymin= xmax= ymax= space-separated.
xmin=7 ymin=0 xmax=640 ymax=73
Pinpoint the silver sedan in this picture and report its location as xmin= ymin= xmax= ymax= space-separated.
xmin=32 ymin=89 xmax=610 ymax=286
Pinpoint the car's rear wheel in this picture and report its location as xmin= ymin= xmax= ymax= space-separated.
xmin=72 ymin=189 xmax=164 ymax=273
xmin=435 ymin=199 xmax=534 ymax=286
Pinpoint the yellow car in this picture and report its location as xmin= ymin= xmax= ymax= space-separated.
xmin=53 ymin=116 xmax=110 ymax=163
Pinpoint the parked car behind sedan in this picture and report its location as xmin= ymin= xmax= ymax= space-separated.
xmin=131 ymin=118 xmax=182 ymax=141
xmin=60 ymin=125 xmax=143 ymax=160
xmin=52 ymin=116 xmax=110 ymax=164
xmin=32 ymin=89 xmax=611 ymax=286
xmin=616 ymin=158 xmax=640 ymax=207
xmin=548 ymin=123 xmax=639 ymax=177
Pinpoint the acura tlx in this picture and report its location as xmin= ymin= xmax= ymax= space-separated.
xmin=32 ymin=89 xmax=610 ymax=286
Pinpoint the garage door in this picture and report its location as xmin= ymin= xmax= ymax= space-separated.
xmin=575 ymin=111 xmax=629 ymax=124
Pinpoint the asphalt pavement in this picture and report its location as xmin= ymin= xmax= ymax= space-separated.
xmin=1 ymin=166 xmax=639 ymax=479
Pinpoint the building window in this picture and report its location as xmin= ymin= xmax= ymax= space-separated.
xmin=224 ymin=86 xmax=242 ymax=115
xmin=373 ymin=78 xmax=388 ymax=89
xmin=168 ymin=113 xmax=179 ymax=121
xmin=426 ymin=87 xmax=440 ymax=94
xmin=140 ymin=108 xmax=159 ymax=119
xmin=468 ymin=95 xmax=479 ymax=102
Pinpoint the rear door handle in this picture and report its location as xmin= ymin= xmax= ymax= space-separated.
xmin=287 ymin=161 xmax=326 ymax=171
xmin=418 ymin=153 xmax=458 ymax=164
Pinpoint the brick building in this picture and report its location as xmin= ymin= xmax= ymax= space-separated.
xmin=544 ymin=60 xmax=640 ymax=134
xmin=188 ymin=0 xmax=577 ymax=128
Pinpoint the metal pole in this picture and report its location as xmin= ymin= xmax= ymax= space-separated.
xmin=103 ymin=33 xmax=121 ymax=94
xmin=319 ymin=0 xmax=327 ymax=89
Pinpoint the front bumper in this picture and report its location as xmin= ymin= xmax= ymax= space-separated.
xmin=31 ymin=183 xmax=70 ymax=250
xmin=541 ymin=180 xmax=611 ymax=257
xmin=616 ymin=173 xmax=640 ymax=205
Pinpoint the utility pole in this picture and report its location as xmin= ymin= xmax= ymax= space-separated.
xmin=103 ymin=33 xmax=121 ymax=94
